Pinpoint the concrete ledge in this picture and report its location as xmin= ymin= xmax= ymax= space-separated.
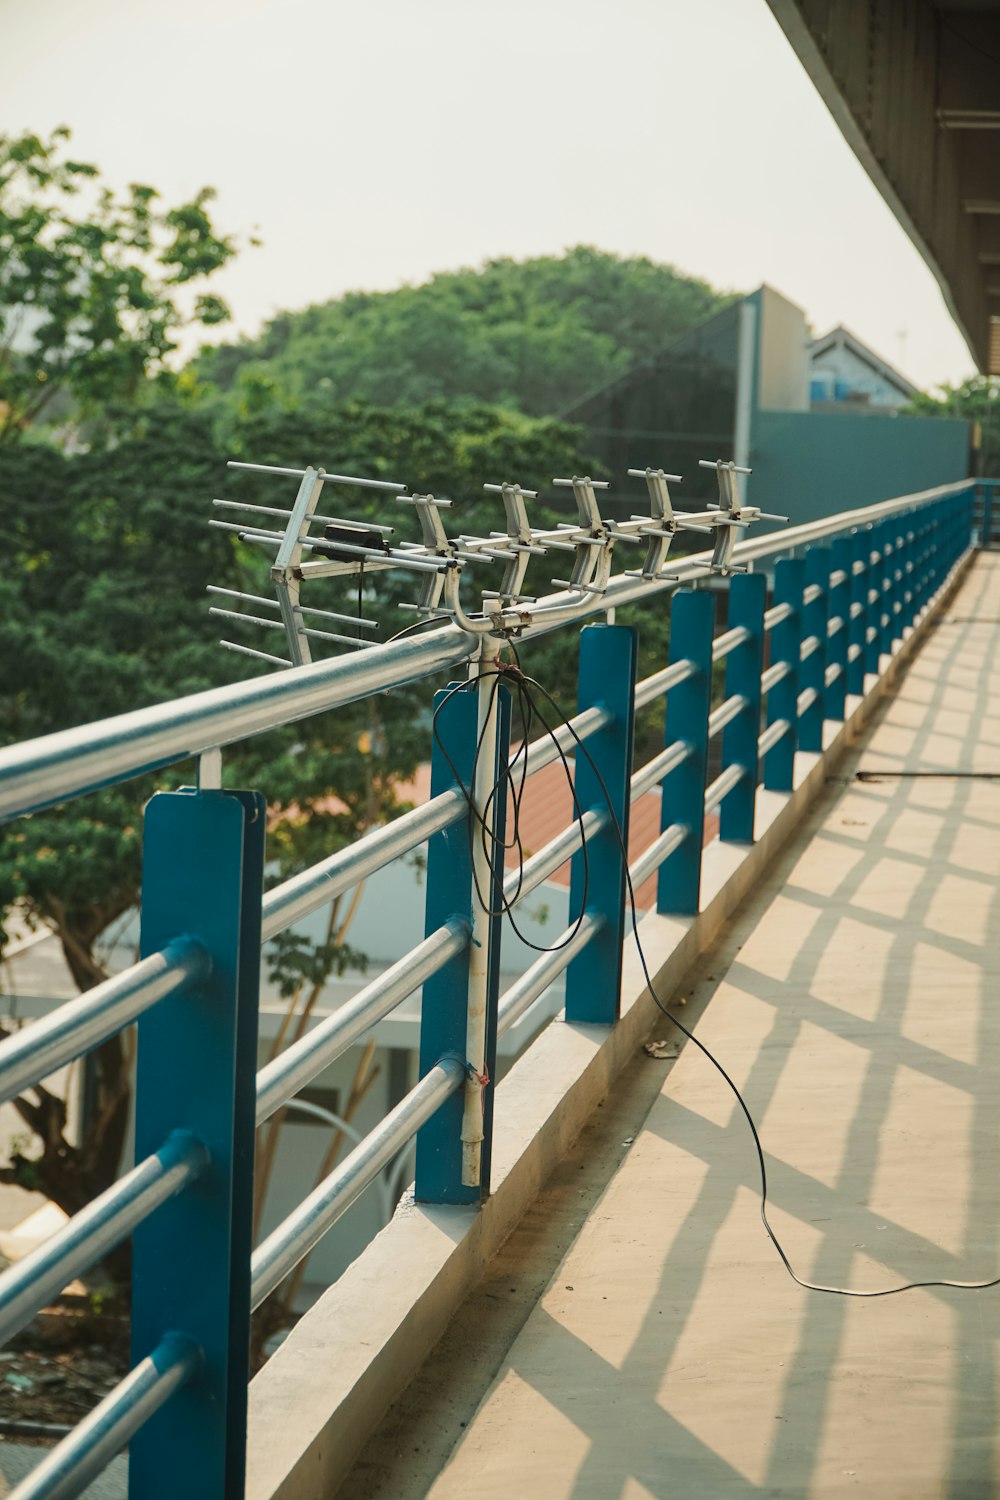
xmin=246 ymin=550 xmax=974 ymax=1500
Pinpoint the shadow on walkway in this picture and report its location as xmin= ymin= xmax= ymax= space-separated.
xmin=421 ymin=555 xmax=1000 ymax=1500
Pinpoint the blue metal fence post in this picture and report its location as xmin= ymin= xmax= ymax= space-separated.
xmin=888 ymin=514 xmax=905 ymax=648
xmin=882 ymin=516 xmax=898 ymax=649
xmin=942 ymin=501 xmax=952 ymax=576
xmin=924 ymin=505 xmax=940 ymax=607
xmin=827 ymin=537 xmax=851 ymax=722
xmin=936 ymin=502 xmax=946 ymax=590
xmin=915 ymin=505 xmax=928 ymax=613
xmin=658 ymin=589 xmax=714 ymax=916
xmin=984 ymin=482 xmax=995 ymax=549
xmin=898 ymin=511 xmax=915 ymax=633
xmin=931 ymin=503 xmax=942 ymax=595
xmin=877 ymin=521 xmax=894 ymax=661
xmin=132 ymin=786 xmax=265 ymax=1500
xmin=925 ymin=505 xmax=939 ymax=605
xmin=865 ymin=523 xmax=885 ymax=678
xmin=415 ymin=677 xmax=511 ymax=1205
xmin=847 ymin=528 xmax=867 ymax=698
xmin=892 ymin=513 xmax=904 ymax=634
xmin=764 ymin=556 xmax=804 ymax=793
xmin=719 ymin=572 xmax=765 ymax=843
xmin=908 ymin=509 xmax=922 ymax=627
xmin=912 ymin=512 xmax=926 ymax=621
xmin=799 ymin=546 xmax=828 ymax=753
xmin=565 ymin=624 xmax=637 ymax=1025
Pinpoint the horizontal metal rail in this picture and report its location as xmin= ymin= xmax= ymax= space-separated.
xmin=630 ymin=740 xmax=692 ymax=800
xmin=496 ymin=913 xmax=603 ymax=1039
xmin=262 ymin=788 xmax=465 ymax=941
xmin=711 ymin=624 xmax=751 ymax=662
xmin=0 ymin=471 xmax=977 ymax=1497
xmin=757 ymin=718 xmax=790 ymax=758
xmin=0 ymin=939 xmax=208 ymax=1107
xmin=764 ymin=601 xmax=793 ymax=631
xmin=0 ymin=1132 xmax=207 ymax=1349
xmin=10 ymin=1333 xmax=201 ymax=1500
xmin=251 ymin=1057 xmax=464 ymax=1309
xmin=503 ymin=806 xmax=607 ymax=903
xmin=264 ymin=671 xmax=699 ymax=950
xmin=708 ymin=694 xmax=748 ymax=738
xmin=0 ymin=629 xmax=477 ymax=824
xmin=261 ymin=705 xmax=613 ymax=945
xmin=515 ymin=703 xmax=611 ymax=778
xmin=760 ymin=660 xmax=791 ymax=694
xmin=0 ymin=481 xmax=970 ymax=823
xmin=634 ymin=657 xmax=697 ymax=710
xmin=705 ymin=762 xmax=746 ymax=813
xmin=255 ymin=920 xmax=468 ymax=1125
xmin=628 ymin=821 xmax=688 ymax=891
xmin=552 ymin=480 xmax=970 ymax=626
xmin=503 ymin=735 xmax=703 ymax=909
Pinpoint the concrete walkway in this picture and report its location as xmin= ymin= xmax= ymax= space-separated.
xmin=0 ymin=1445 xmax=125 ymax=1497
xmin=420 ymin=554 xmax=1000 ymax=1500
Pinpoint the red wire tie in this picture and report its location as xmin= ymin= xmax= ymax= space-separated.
xmin=467 ymin=1062 xmax=490 ymax=1112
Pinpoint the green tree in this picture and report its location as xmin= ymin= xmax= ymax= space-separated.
xmin=196 ymin=246 xmax=735 ymax=419
xmin=0 ymin=127 xmax=242 ymax=444
xmin=0 ymin=412 xmax=238 ymax=1223
xmin=905 ymin=375 xmax=1000 ymax=476
xmin=0 ymin=394 xmax=592 ymax=1264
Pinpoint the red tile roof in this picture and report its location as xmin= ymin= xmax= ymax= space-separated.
xmin=396 ymin=758 xmax=719 ymax=910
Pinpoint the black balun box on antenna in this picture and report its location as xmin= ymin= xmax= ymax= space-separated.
xmin=312 ymin=522 xmax=392 ymax=564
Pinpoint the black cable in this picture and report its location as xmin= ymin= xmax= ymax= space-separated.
xmin=430 ymin=661 xmax=593 ymax=955
xmin=383 ymin=614 xmax=451 ymax=648
xmin=448 ymin=655 xmax=1000 ymax=1299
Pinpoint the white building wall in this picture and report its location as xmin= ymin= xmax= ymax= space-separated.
xmin=756 ymin=286 xmax=810 ymax=412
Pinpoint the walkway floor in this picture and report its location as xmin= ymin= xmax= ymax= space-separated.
xmin=416 ymin=554 xmax=1000 ymax=1500
xmin=0 ymin=1444 xmax=125 ymax=1497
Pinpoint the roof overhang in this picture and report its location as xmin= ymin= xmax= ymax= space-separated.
xmin=765 ymin=0 xmax=1000 ymax=375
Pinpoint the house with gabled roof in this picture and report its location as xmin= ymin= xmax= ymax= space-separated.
xmin=809 ymin=324 xmax=921 ymax=412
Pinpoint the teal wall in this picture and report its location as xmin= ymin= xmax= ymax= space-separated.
xmin=749 ymin=409 xmax=970 ymax=530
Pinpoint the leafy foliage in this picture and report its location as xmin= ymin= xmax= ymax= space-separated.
xmin=0 ymin=127 xmax=241 ymax=444
xmin=0 ymin=133 xmax=726 ymax=1262
xmin=196 ymin=245 xmax=734 ymax=418
xmin=905 ymin=376 xmax=1000 ymax=477
xmin=0 ymin=393 xmax=593 ymax=1230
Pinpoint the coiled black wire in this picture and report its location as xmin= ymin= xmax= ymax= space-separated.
xmin=432 ymin=649 xmax=1000 ymax=1299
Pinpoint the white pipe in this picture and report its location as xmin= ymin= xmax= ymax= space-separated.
xmin=462 ymin=638 xmax=503 ymax=1187
xmin=733 ymin=299 xmax=757 ymax=505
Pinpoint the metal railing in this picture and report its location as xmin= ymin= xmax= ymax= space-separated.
xmin=0 ymin=476 xmax=983 ymax=1499
xmin=973 ymin=476 xmax=1000 ymax=549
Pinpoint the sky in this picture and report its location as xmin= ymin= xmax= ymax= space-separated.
xmin=0 ymin=0 xmax=978 ymax=393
